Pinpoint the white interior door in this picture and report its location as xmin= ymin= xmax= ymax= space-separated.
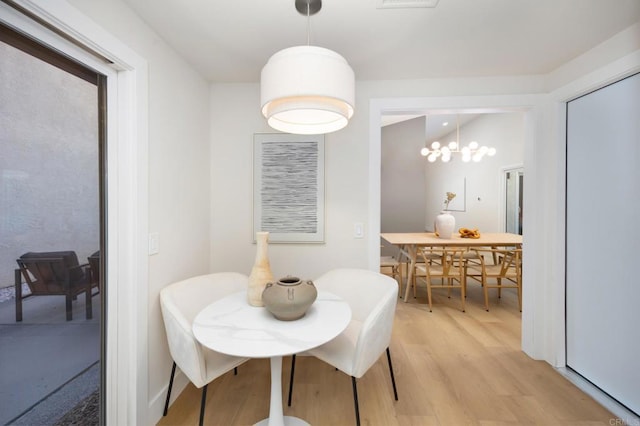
xmin=566 ymin=72 xmax=640 ymax=416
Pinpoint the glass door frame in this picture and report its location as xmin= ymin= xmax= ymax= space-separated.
xmin=502 ymin=164 xmax=524 ymax=234
xmin=1 ymin=2 xmax=151 ymax=424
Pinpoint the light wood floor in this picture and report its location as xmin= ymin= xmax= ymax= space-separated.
xmin=157 ymin=279 xmax=614 ymax=426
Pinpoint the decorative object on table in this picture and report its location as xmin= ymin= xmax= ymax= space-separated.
xmin=262 ymin=275 xmax=317 ymax=321
xmin=459 ymin=227 xmax=481 ymax=239
xmin=434 ymin=192 xmax=456 ymax=239
xmin=443 ymin=191 xmax=456 ymax=210
xmin=248 ymin=231 xmax=275 ymax=307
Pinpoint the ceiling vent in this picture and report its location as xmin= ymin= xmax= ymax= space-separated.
xmin=376 ymin=0 xmax=440 ymax=9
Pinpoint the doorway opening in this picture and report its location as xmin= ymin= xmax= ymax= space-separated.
xmin=504 ymin=166 xmax=523 ymax=235
xmin=381 ymin=111 xmax=525 ymax=240
xmin=0 ymin=21 xmax=105 ymax=425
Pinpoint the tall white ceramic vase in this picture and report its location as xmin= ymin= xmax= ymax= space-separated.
xmin=435 ymin=211 xmax=455 ymax=239
xmin=248 ymin=231 xmax=274 ymax=307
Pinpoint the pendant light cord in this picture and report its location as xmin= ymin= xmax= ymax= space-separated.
xmin=456 ymin=114 xmax=460 ymax=150
xmin=306 ymin=2 xmax=311 ymax=46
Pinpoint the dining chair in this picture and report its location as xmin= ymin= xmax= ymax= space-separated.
xmin=462 ymin=249 xmax=484 ymax=291
xmin=380 ymin=254 xmax=402 ymax=293
xmin=416 ymin=246 xmax=466 ymax=312
xmin=411 ymin=247 xmax=443 ymax=298
xmin=160 ymin=272 xmax=250 ymax=426
xmin=469 ymin=247 xmax=522 ymax=311
xmin=287 ymin=268 xmax=399 ymax=426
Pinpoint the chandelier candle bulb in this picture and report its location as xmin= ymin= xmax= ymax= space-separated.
xmin=420 ymin=114 xmax=496 ymax=162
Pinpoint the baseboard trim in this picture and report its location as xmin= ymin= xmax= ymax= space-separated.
xmin=148 ymin=369 xmax=189 ymax=425
xmin=556 ymin=367 xmax=639 ymax=424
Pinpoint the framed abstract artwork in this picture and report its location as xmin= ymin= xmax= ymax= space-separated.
xmin=442 ymin=177 xmax=466 ymax=212
xmin=253 ymin=133 xmax=325 ymax=243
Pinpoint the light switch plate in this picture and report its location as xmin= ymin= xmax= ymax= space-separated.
xmin=354 ymin=222 xmax=364 ymax=239
xmin=148 ymin=232 xmax=159 ymax=255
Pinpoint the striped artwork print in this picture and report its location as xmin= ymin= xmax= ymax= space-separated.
xmin=260 ymin=141 xmax=318 ymax=233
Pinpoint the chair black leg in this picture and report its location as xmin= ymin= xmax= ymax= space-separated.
xmin=351 ymin=376 xmax=360 ymax=426
xmin=163 ymin=362 xmax=177 ymax=416
xmin=287 ymin=354 xmax=296 ymax=406
xmin=386 ymin=347 xmax=399 ymax=401
xmin=234 ymin=366 xmax=238 ymax=375
xmin=65 ymin=295 xmax=73 ymax=321
xmin=85 ymin=287 xmax=93 ymax=320
xmin=199 ymin=384 xmax=208 ymax=426
xmin=15 ymin=269 xmax=22 ymax=322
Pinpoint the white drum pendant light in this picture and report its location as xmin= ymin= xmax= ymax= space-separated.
xmin=261 ymin=0 xmax=355 ymax=135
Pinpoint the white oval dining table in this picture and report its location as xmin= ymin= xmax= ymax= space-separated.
xmin=192 ymin=290 xmax=351 ymax=426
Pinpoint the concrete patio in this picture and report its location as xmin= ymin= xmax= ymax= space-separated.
xmin=0 ymin=285 xmax=100 ymax=425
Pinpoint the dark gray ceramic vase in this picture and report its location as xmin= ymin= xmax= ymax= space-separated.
xmin=262 ymin=276 xmax=317 ymax=321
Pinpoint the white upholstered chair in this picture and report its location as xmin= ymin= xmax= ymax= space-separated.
xmin=160 ymin=272 xmax=250 ymax=426
xmin=287 ymin=268 xmax=399 ymax=426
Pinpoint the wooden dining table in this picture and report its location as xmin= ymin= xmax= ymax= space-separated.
xmin=381 ymin=232 xmax=523 ymax=302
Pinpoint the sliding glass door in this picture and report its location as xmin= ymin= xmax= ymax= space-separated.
xmin=0 ymin=22 xmax=106 ymax=425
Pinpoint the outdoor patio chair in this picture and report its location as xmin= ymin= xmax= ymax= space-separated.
xmin=15 ymin=251 xmax=93 ymax=321
xmin=87 ymin=250 xmax=101 ymax=293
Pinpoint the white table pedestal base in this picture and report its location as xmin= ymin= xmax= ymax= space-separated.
xmin=254 ymin=356 xmax=310 ymax=426
xmin=255 ymin=416 xmax=308 ymax=426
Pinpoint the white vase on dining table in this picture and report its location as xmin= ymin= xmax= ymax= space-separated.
xmin=435 ymin=210 xmax=455 ymax=239
xmin=248 ymin=231 xmax=274 ymax=306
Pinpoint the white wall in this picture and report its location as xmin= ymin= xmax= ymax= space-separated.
xmin=380 ymin=116 xmax=427 ymax=255
xmin=210 ymin=81 xmax=538 ymax=272
xmin=209 ymin=83 xmax=371 ymax=280
xmin=209 ymin=69 xmax=550 ymax=282
xmin=65 ymin=0 xmax=212 ymax=422
xmin=424 ymin=113 xmax=524 ymax=233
